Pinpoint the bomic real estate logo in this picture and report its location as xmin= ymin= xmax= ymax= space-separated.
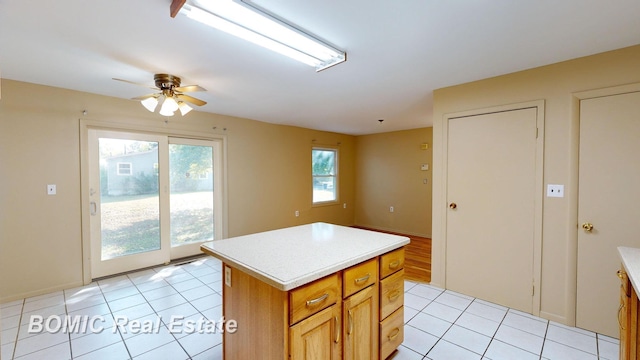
xmin=28 ymin=314 xmax=238 ymax=335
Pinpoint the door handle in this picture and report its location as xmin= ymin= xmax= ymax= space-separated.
xmin=90 ymin=201 xmax=97 ymax=216
xmin=581 ymin=222 xmax=594 ymax=232
xmin=449 ymin=202 xmax=457 ymax=209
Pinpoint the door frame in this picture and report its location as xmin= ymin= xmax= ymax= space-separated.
xmin=79 ymin=119 xmax=228 ymax=284
xmin=570 ymin=82 xmax=640 ymax=326
xmin=437 ymin=100 xmax=545 ymax=316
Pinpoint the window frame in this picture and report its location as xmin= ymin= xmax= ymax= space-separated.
xmin=312 ymin=146 xmax=339 ymax=205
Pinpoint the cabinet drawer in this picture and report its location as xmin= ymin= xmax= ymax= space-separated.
xmin=379 ymin=307 xmax=404 ymax=360
xmin=290 ymin=273 xmax=341 ymax=326
xmin=343 ymin=258 xmax=378 ymax=298
xmin=380 ymin=248 xmax=404 ymax=279
xmin=380 ymin=269 xmax=404 ymax=320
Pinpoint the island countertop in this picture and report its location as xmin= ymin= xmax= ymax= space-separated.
xmin=200 ymin=222 xmax=410 ymax=291
xmin=619 ymin=246 xmax=640 ymax=292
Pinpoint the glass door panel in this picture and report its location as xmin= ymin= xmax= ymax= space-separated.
xmin=169 ymin=138 xmax=222 ymax=259
xmin=169 ymin=143 xmax=214 ymax=246
xmin=89 ymin=130 xmax=169 ymax=278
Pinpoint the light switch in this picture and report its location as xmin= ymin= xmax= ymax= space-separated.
xmin=47 ymin=184 xmax=56 ymax=195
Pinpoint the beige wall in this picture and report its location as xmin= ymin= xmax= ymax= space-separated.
xmin=432 ymin=45 xmax=640 ymax=325
xmin=0 ymin=79 xmax=356 ymax=302
xmin=354 ymin=128 xmax=432 ymax=237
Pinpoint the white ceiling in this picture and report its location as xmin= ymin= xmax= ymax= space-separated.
xmin=1 ymin=0 xmax=640 ymax=135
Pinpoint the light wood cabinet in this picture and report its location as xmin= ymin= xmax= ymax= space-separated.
xmin=221 ymin=247 xmax=405 ymax=360
xmin=343 ymin=280 xmax=379 ymax=360
xmin=619 ymin=267 xmax=640 ymax=360
xmin=290 ymin=304 xmax=342 ymax=360
xmin=378 ymin=248 xmax=405 ymax=359
xmin=380 ymin=307 xmax=404 ymax=360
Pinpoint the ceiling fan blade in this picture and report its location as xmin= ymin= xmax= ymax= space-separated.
xmin=174 ymin=84 xmax=206 ymax=92
xmin=176 ymin=94 xmax=207 ymax=106
xmin=113 ymin=78 xmax=158 ymax=90
xmin=131 ymin=94 xmax=159 ymax=101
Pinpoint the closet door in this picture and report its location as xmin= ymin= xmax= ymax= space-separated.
xmin=446 ymin=107 xmax=539 ymax=313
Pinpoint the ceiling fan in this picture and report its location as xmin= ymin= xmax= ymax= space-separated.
xmin=113 ymin=73 xmax=207 ymax=116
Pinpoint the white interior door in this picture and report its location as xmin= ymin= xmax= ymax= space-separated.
xmin=446 ymin=107 xmax=540 ymax=313
xmin=576 ymin=91 xmax=640 ymax=337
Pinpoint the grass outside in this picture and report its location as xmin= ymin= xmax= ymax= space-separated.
xmin=100 ymin=191 xmax=214 ymax=259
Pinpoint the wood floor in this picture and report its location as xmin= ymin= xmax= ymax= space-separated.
xmin=353 ymin=226 xmax=431 ymax=283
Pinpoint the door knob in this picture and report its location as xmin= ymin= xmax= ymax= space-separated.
xmin=449 ymin=203 xmax=457 ymax=209
xmin=581 ymin=222 xmax=594 ymax=232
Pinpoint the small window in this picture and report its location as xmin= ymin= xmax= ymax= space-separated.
xmin=312 ymin=148 xmax=337 ymax=203
xmin=117 ymin=162 xmax=132 ymax=176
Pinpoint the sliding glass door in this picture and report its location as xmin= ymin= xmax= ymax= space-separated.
xmin=89 ymin=130 xmax=222 ymax=278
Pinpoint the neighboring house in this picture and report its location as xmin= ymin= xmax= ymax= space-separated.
xmin=103 ymin=150 xmax=213 ymax=196
xmin=103 ymin=150 xmax=158 ymax=196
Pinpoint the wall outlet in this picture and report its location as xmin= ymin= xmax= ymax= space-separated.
xmin=224 ymin=265 xmax=232 ymax=287
xmin=295 ymin=210 xmax=300 ymax=217
xmin=47 ymin=184 xmax=56 ymax=195
xmin=389 ymin=206 xmax=394 ymax=213
xmin=343 ymin=203 xmax=347 ymax=209
xmin=547 ymin=184 xmax=564 ymax=198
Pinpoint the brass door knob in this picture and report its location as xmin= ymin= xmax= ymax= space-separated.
xmin=449 ymin=203 xmax=457 ymax=209
xmin=581 ymin=222 xmax=594 ymax=232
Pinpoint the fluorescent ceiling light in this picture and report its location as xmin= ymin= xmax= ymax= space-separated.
xmin=180 ymin=0 xmax=346 ymax=71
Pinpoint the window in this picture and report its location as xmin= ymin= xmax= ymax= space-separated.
xmin=117 ymin=162 xmax=132 ymax=175
xmin=312 ymin=148 xmax=337 ymax=203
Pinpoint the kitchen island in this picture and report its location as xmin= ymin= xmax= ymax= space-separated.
xmin=201 ymin=222 xmax=410 ymax=360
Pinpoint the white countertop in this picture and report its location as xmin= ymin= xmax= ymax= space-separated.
xmin=200 ymin=222 xmax=410 ymax=291
xmin=619 ymin=247 xmax=640 ymax=292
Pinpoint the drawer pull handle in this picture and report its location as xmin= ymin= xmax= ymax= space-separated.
xmin=347 ymin=310 xmax=353 ymax=335
xmin=388 ymin=290 xmax=401 ymax=301
xmin=354 ymin=273 xmax=370 ymax=285
xmin=389 ymin=260 xmax=400 ymax=269
xmin=334 ymin=316 xmax=340 ymax=343
xmin=306 ymin=293 xmax=329 ymax=306
xmin=619 ymin=302 xmax=626 ymax=330
xmin=388 ymin=327 xmax=400 ymax=340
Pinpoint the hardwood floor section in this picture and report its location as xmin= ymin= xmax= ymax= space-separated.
xmin=353 ymin=227 xmax=431 ymax=283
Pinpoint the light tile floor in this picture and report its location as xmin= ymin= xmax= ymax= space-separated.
xmin=0 ymin=256 xmax=619 ymax=360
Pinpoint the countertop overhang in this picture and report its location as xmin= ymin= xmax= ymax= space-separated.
xmin=200 ymin=222 xmax=410 ymax=291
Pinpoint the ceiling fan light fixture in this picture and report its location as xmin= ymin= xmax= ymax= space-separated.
xmin=159 ymin=96 xmax=179 ymax=116
xmin=140 ymin=97 xmax=159 ymax=112
xmin=180 ymin=1 xmax=346 ymax=71
xmin=178 ymin=101 xmax=193 ymax=116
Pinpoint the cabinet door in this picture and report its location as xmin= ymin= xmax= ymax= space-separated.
xmin=343 ymin=284 xmax=379 ymax=360
xmin=290 ymin=304 xmax=342 ymax=360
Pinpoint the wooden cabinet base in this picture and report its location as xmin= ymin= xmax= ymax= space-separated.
xmin=221 ymin=248 xmax=405 ymax=359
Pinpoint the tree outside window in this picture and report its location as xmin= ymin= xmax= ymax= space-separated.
xmin=312 ymin=148 xmax=337 ymax=203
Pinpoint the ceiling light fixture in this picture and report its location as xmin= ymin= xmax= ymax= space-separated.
xmin=178 ymin=0 xmax=346 ymax=72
